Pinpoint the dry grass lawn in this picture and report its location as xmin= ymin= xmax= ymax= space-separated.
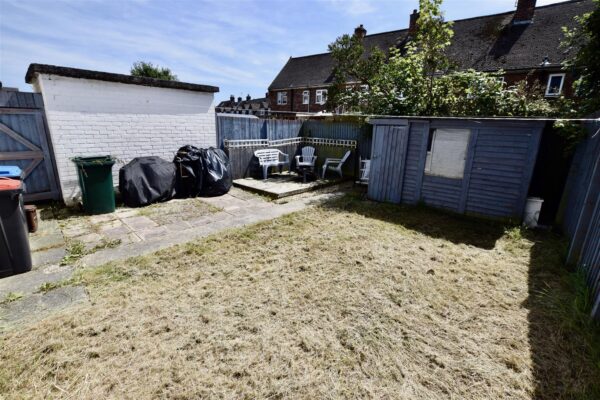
xmin=1 ymin=194 xmax=599 ymax=399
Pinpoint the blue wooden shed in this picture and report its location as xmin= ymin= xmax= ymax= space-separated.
xmin=367 ymin=117 xmax=545 ymax=220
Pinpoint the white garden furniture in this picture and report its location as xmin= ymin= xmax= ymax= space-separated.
xmin=295 ymin=146 xmax=317 ymax=169
xmin=254 ymin=149 xmax=290 ymax=180
xmin=321 ymin=150 xmax=351 ymax=179
xmin=356 ymin=157 xmax=371 ymax=185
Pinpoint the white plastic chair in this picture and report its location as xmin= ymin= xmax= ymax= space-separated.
xmin=321 ymin=150 xmax=351 ymax=179
xmin=254 ymin=149 xmax=290 ymax=180
xmin=356 ymin=157 xmax=371 ymax=185
xmin=295 ymin=146 xmax=317 ymax=169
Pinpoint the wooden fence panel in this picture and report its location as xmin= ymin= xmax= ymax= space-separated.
xmin=0 ymin=90 xmax=60 ymax=201
xmin=561 ymin=121 xmax=600 ymax=319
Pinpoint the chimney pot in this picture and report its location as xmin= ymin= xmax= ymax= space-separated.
xmin=246 ymin=94 xmax=251 ymax=101
xmin=230 ymin=94 xmax=235 ymax=102
xmin=409 ymin=9 xmax=419 ymax=36
xmin=354 ymin=24 xmax=367 ymax=39
xmin=237 ymin=96 xmax=242 ymax=103
xmin=513 ymin=0 xmax=536 ymax=24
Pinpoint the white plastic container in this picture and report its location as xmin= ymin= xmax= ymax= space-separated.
xmin=524 ymin=197 xmax=544 ymax=228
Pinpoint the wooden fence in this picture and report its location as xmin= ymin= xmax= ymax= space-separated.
xmin=0 ymin=89 xmax=60 ymax=201
xmin=559 ymin=120 xmax=600 ymax=320
xmin=217 ymin=116 xmax=372 ymax=180
xmin=216 ymin=116 xmax=303 ymax=148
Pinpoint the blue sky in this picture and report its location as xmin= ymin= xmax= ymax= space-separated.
xmin=1 ymin=0 xmax=566 ymax=102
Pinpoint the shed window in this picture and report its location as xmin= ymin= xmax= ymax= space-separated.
xmin=425 ymin=128 xmax=470 ymax=179
xmin=302 ymin=90 xmax=309 ymax=105
xmin=316 ymin=89 xmax=327 ymax=105
xmin=277 ymin=91 xmax=287 ymax=105
xmin=545 ymin=73 xmax=565 ymax=97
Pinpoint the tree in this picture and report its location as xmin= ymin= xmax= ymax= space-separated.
xmin=130 ymin=61 xmax=178 ymax=81
xmin=326 ymin=32 xmax=385 ymax=111
xmin=562 ymin=0 xmax=600 ymax=115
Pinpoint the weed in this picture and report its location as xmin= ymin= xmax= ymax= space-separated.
xmin=60 ymin=240 xmax=86 ymax=265
xmin=38 ymin=281 xmax=61 ymax=293
xmin=1 ymin=292 xmax=23 ymax=304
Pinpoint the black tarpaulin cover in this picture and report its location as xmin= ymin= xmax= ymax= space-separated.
xmin=173 ymin=145 xmax=204 ymax=197
xmin=173 ymin=146 xmax=232 ymax=198
xmin=119 ymin=156 xmax=176 ymax=207
xmin=199 ymin=148 xmax=232 ymax=196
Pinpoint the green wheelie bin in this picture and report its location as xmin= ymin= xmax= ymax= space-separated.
xmin=72 ymin=156 xmax=116 ymax=215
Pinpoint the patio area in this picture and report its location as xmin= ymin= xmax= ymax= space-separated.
xmin=233 ymin=172 xmax=344 ymax=198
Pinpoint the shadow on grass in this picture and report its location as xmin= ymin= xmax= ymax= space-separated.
xmin=321 ymin=192 xmax=507 ymax=250
xmin=322 ymin=192 xmax=600 ymax=398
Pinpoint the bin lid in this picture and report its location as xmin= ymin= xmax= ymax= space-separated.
xmin=0 ymin=177 xmax=22 ymax=191
xmin=0 ymin=166 xmax=23 ymax=179
xmin=72 ymin=156 xmax=115 ymax=167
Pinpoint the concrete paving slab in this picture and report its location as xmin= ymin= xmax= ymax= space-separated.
xmin=98 ymin=219 xmax=124 ymax=232
xmin=0 ymin=286 xmax=87 ymax=331
xmin=29 ymin=233 xmax=64 ymax=252
xmin=0 ymin=265 xmax=74 ymax=299
xmin=121 ymin=216 xmax=158 ymax=230
xmin=89 ymin=214 xmax=117 ymax=224
xmin=32 ymin=247 xmax=66 ymax=268
xmin=100 ymin=225 xmax=132 ymax=239
xmin=135 ymin=225 xmax=168 ymax=241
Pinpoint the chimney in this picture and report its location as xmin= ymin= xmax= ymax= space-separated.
xmin=246 ymin=94 xmax=251 ymax=101
xmin=237 ymin=96 xmax=242 ymax=103
xmin=354 ymin=24 xmax=367 ymax=39
xmin=409 ymin=9 xmax=419 ymax=36
xmin=513 ymin=0 xmax=536 ymax=24
xmin=230 ymin=94 xmax=235 ymax=102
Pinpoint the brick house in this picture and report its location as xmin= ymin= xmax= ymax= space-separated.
xmin=267 ymin=0 xmax=594 ymax=115
xmin=216 ymin=94 xmax=270 ymax=117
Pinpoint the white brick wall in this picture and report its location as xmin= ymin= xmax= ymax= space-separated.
xmin=34 ymin=74 xmax=217 ymax=204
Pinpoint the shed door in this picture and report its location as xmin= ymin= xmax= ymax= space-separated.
xmin=368 ymin=124 xmax=409 ymax=203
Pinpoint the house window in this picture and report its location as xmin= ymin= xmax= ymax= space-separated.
xmin=277 ymin=91 xmax=287 ymax=105
xmin=425 ymin=128 xmax=470 ymax=179
xmin=316 ymin=89 xmax=328 ymax=105
xmin=302 ymin=90 xmax=309 ymax=105
xmin=545 ymin=73 xmax=565 ymax=97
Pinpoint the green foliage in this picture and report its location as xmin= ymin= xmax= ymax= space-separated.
xmin=130 ymin=61 xmax=178 ymax=81
xmin=1 ymin=292 xmax=23 ymax=304
xmin=327 ymin=33 xmax=386 ymax=111
xmin=562 ymin=0 xmax=600 ymax=115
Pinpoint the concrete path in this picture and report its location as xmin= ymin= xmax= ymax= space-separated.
xmin=80 ymin=188 xmax=337 ymax=267
xmin=0 ymin=186 xmax=344 ymax=332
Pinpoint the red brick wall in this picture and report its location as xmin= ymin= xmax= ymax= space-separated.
xmin=268 ymin=88 xmax=329 ymax=113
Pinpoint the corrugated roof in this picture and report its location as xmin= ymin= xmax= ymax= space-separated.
xmin=269 ymin=0 xmax=594 ymax=90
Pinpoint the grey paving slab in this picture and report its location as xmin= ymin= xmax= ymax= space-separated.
xmin=0 ymin=264 xmax=74 ymax=299
xmin=29 ymin=233 xmax=64 ymax=252
xmin=32 ymin=247 xmax=66 ymax=268
xmin=0 ymin=286 xmax=87 ymax=331
xmin=121 ymin=215 xmax=158 ymax=230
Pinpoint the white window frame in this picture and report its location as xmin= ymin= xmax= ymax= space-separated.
xmin=315 ymin=89 xmax=328 ymax=105
xmin=425 ymin=128 xmax=471 ymax=179
xmin=276 ymin=91 xmax=287 ymax=105
xmin=302 ymin=90 xmax=309 ymax=105
xmin=545 ymin=73 xmax=565 ymax=97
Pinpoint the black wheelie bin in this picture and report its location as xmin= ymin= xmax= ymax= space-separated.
xmin=0 ymin=178 xmax=32 ymax=278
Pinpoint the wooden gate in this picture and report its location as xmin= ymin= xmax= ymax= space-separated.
xmin=0 ymin=89 xmax=60 ymax=201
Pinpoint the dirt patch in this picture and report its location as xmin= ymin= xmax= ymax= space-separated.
xmin=0 ymin=195 xmax=598 ymax=399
